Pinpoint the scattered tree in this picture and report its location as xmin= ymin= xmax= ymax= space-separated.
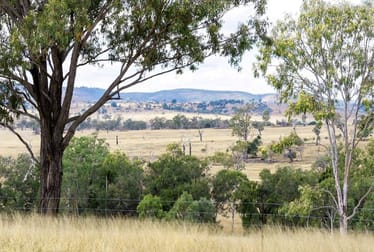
xmin=262 ymin=109 xmax=271 ymax=125
xmin=230 ymin=103 xmax=253 ymax=141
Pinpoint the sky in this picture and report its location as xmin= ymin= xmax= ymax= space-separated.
xmin=74 ymin=0 xmax=360 ymax=94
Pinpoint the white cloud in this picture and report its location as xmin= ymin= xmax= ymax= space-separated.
xmin=75 ymin=0 xmax=360 ymax=94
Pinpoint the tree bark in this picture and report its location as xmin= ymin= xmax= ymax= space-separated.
xmin=38 ymin=119 xmax=64 ymax=215
xmin=339 ymin=213 xmax=348 ymax=235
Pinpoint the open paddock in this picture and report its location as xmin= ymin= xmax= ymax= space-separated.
xmin=0 ymin=125 xmax=330 ymax=179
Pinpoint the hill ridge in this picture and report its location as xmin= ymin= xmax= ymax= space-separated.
xmin=72 ymin=87 xmax=276 ymax=103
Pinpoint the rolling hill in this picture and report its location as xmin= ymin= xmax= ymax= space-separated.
xmin=72 ymin=87 xmax=276 ymax=103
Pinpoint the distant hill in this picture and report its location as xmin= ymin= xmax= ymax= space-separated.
xmin=72 ymin=87 xmax=275 ymax=103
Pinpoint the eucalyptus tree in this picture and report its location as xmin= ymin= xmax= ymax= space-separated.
xmin=255 ymin=0 xmax=374 ymax=234
xmin=230 ymin=103 xmax=254 ymax=141
xmin=0 ymin=0 xmax=267 ymax=215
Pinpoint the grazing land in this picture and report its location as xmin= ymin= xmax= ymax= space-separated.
xmin=0 ymin=214 xmax=372 ymax=252
xmin=0 ymin=125 xmax=328 ymax=180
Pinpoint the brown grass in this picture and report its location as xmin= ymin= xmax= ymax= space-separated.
xmin=0 ymin=214 xmax=372 ymax=252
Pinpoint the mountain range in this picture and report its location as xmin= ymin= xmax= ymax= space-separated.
xmin=72 ymin=87 xmax=276 ymax=103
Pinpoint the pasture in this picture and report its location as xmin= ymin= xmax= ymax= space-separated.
xmin=0 ymin=214 xmax=372 ymax=252
xmin=0 ymin=125 xmax=328 ymax=180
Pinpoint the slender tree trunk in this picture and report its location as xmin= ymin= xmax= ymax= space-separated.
xmin=339 ymin=212 xmax=348 ymax=235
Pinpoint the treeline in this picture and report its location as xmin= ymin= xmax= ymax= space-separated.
xmin=74 ymin=114 xmax=229 ymax=130
xmin=149 ymin=115 xmax=229 ymax=130
xmin=79 ymin=115 xmax=229 ymax=131
xmin=15 ymin=115 xmax=230 ymax=132
xmin=0 ymin=136 xmax=373 ymax=231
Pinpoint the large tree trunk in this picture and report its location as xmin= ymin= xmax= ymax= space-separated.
xmin=38 ymin=121 xmax=64 ymax=215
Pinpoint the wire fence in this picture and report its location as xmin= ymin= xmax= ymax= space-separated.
xmin=0 ymin=196 xmax=373 ymax=233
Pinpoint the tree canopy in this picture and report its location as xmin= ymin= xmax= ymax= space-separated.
xmin=0 ymin=0 xmax=267 ymax=214
xmin=255 ymin=0 xmax=374 ymax=234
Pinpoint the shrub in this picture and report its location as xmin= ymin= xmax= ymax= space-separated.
xmin=137 ymin=194 xmax=164 ymax=219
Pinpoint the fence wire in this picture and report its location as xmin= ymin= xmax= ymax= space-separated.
xmin=0 ymin=196 xmax=373 ymax=232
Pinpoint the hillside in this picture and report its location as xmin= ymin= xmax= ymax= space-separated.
xmin=72 ymin=87 xmax=276 ymax=103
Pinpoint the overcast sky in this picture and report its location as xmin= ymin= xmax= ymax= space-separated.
xmin=75 ymin=0 xmax=360 ymax=94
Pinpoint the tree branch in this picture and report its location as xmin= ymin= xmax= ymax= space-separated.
xmin=321 ymin=188 xmax=338 ymax=210
xmin=347 ymin=185 xmax=373 ymax=220
xmin=0 ymin=122 xmax=40 ymax=165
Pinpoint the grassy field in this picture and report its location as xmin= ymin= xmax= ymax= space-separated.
xmin=0 ymin=125 xmax=329 ymax=180
xmin=0 ymin=214 xmax=372 ymax=252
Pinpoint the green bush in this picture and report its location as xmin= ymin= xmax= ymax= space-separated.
xmin=137 ymin=194 xmax=164 ymax=219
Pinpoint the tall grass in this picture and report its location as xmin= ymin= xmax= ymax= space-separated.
xmin=0 ymin=214 xmax=372 ymax=252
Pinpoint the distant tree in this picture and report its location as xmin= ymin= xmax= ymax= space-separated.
xmin=172 ymin=114 xmax=189 ymax=129
xmin=150 ymin=117 xmax=166 ymax=130
xmin=252 ymin=121 xmax=265 ymax=135
xmin=262 ymin=109 xmax=271 ymax=125
xmin=123 ymin=119 xmax=147 ymax=130
xmin=312 ymin=121 xmax=322 ymax=146
xmin=268 ymin=132 xmax=303 ymax=162
xmin=230 ymin=103 xmax=253 ymax=141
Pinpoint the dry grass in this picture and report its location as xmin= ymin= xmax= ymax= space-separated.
xmin=0 ymin=214 xmax=372 ymax=252
xmin=0 ymin=125 xmax=328 ymax=157
xmin=0 ymin=125 xmax=330 ymax=180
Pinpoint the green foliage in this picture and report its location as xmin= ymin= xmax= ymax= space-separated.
xmin=268 ymin=132 xmax=303 ymax=161
xmin=236 ymin=180 xmax=261 ymax=228
xmin=357 ymin=112 xmax=373 ymax=139
xmin=137 ymin=194 xmax=164 ymax=219
xmin=123 ymin=119 xmax=147 ymax=130
xmin=167 ymin=192 xmax=194 ymax=221
xmin=278 ymin=185 xmax=323 ymax=227
xmin=312 ymin=121 xmax=322 ymax=145
xmin=0 ymin=82 xmax=23 ymax=125
xmin=62 ymin=135 xmax=110 ymax=215
xmin=0 ymin=154 xmax=39 ymax=212
xmin=262 ymin=109 xmax=271 ymax=124
xmin=252 ymin=121 xmax=265 ymax=135
xmin=210 ymin=152 xmax=235 ymax=169
xmin=230 ymin=103 xmax=253 ymax=141
xmin=185 ymin=198 xmax=216 ymax=224
xmin=99 ymin=152 xmax=144 ymax=215
xmin=212 ymin=169 xmax=251 ymax=215
xmin=167 ymin=192 xmax=216 ymax=223
xmin=355 ymin=193 xmax=374 ymax=230
xmin=257 ymin=167 xmax=318 ymax=224
xmin=246 ymin=136 xmax=262 ymax=157
xmin=145 ymin=146 xmax=210 ymax=211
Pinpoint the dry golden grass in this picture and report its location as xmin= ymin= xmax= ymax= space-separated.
xmin=0 ymin=214 xmax=372 ymax=252
xmin=0 ymin=125 xmax=328 ymax=156
xmin=0 ymin=125 xmax=330 ymax=180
